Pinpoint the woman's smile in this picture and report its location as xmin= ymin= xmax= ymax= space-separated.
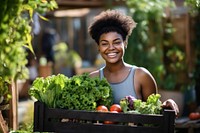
xmin=107 ymin=52 xmax=117 ymax=58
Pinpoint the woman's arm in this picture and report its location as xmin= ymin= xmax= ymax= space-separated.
xmin=135 ymin=67 xmax=179 ymax=116
xmin=134 ymin=67 xmax=157 ymax=101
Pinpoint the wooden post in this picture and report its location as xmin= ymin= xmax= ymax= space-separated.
xmin=185 ymin=13 xmax=193 ymax=73
xmin=0 ymin=111 xmax=9 ymax=133
xmin=8 ymin=79 xmax=18 ymax=130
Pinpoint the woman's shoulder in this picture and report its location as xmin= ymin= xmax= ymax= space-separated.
xmin=134 ymin=66 xmax=153 ymax=78
xmin=135 ymin=66 xmax=149 ymax=72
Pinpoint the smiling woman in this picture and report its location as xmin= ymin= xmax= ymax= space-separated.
xmin=88 ymin=9 xmax=179 ymax=115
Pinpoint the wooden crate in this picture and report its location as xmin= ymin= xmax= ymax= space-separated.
xmin=34 ymin=101 xmax=175 ymax=133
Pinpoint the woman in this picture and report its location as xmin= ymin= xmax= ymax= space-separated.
xmin=88 ymin=9 xmax=179 ymax=115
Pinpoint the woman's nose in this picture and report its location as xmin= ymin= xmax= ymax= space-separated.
xmin=108 ymin=44 xmax=115 ymax=50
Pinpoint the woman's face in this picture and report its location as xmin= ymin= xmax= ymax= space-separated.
xmin=98 ymin=32 xmax=126 ymax=64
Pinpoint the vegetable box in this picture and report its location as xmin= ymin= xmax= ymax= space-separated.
xmin=34 ymin=101 xmax=175 ymax=133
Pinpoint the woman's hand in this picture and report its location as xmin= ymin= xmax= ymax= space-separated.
xmin=162 ymin=99 xmax=179 ymax=117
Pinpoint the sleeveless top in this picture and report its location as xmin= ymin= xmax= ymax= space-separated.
xmin=99 ymin=66 xmax=137 ymax=104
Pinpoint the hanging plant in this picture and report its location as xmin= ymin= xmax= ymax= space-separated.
xmin=0 ymin=0 xmax=57 ymax=80
xmin=0 ymin=0 xmax=57 ymax=104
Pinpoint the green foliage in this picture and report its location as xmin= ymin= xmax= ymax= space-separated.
xmin=120 ymin=94 xmax=162 ymax=114
xmin=184 ymin=0 xmax=200 ymax=15
xmin=166 ymin=46 xmax=186 ymax=72
xmin=0 ymin=0 xmax=57 ymax=106
xmin=185 ymin=0 xmax=200 ymax=93
xmin=124 ymin=0 xmax=175 ymax=88
xmin=0 ymin=1 xmax=57 ymax=131
xmin=29 ymin=74 xmax=68 ymax=108
xmin=0 ymin=77 xmax=9 ymax=98
xmin=0 ymin=77 xmax=11 ymax=105
xmin=29 ymin=73 xmax=113 ymax=111
xmin=161 ymin=16 xmax=190 ymax=91
xmin=53 ymin=42 xmax=82 ymax=68
xmin=135 ymin=93 xmax=162 ymax=114
xmin=124 ymin=0 xmax=190 ymax=91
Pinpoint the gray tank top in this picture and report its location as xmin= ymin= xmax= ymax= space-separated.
xmin=99 ymin=66 xmax=137 ymax=104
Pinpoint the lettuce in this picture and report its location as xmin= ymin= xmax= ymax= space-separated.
xmin=120 ymin=94 xmax=162 ymax=114
xmin=29 ymin=73 xmax=113 ymax=111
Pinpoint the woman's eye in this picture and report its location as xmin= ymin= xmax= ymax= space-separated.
xmin=101 ymin=43 xmax=108 ymax=46
xmin=113 ymin=41 xmax=121 ymax=45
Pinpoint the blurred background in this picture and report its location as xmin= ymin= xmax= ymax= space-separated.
xmin=27 ymin=0 xmax=199 ymax=116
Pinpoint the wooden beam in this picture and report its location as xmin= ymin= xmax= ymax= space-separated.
xmin=0 ymin=111 xmax=9 ymax=133
xmin=185 ymin=13 xmax=192 ymax=73
xmin=56 ymin=0 xmax=106 ymax=8
xmin=56 ymin=0 xmax=126 ymax=9
xmin=8 ymin=80 xmax=18 ymax=131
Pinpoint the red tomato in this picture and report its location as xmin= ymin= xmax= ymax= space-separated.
xmin=104 ymin=120 xmax=114 ymax=124
xmin=110 ymin=111 xmax=118 ymax=113
xmin=189 ymin=112 xmax=200 ymax=120
xmin=104 ymin=111 xmax=118 ymax=124
xmin=96 ymin=105 xmax=108 ymax=112
xmin=110 ymin=104 xmax=122 ymax=112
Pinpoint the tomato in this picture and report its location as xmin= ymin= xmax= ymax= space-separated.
xmin=110 ymin=104 xmax=122 ymax=112
xmin=96 ymin=105 xmax=108 ymax=112
xmin=104 ymin=111 xmax=118 ymax=124
xmin=189 ymin=112 xmax=200 ymax=120
xmin=110 ymin=111 xmax=118 ymax=113
xmin=104 ymin=120 xmax=114 ymax=124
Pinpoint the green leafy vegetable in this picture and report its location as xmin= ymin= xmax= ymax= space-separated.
xmin=29 ymin=74 xmax=68 ymax=108
xmin=29 ymin=73 xmax=113 ymax=111
xmin=120 ymin=94 xmax=162 ymax=114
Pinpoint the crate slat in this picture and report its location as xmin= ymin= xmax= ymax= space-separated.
xmin=34 ymin=101 xmax=175 ymax=133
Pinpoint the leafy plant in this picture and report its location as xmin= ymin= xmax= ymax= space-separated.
xmin=0 ymin=0 xmax=57 ymax=103
xmin=120 ymin=94 xmax=162 ymax=114
xmin=0 ymin=1 xmax=57 ymax=131
xmin=124 ymin=0 xmax=175 ymax=88
xmin=185 ymin=0 xmax=200 ymax=15
xmin=184 ymin=0 xmax=200 ymax=104
xmin=163 ymin=44 xmax=187 ymax=91
xmin=29 ymin=73 xmax=113 ymax=110
xmin=0 ymin=77 xmax=11 ymax=105
xmin=53 ymin=42 xmax=82 ymax=68
xmin=125 ymin=0 xmax=191 ymax=91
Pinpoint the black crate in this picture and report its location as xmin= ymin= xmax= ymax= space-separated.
xmin=34 ymin=101 xmax=175 ymax=133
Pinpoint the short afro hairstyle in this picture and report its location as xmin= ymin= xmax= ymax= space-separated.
xmin=88 ymin=9 xmax=136 ymax=44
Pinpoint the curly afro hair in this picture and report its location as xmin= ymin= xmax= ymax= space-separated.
xmin=88 ymin=9 xmax=136 ymax=44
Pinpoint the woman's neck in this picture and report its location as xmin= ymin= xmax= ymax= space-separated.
xmin=103 ymin=61 xmax=131 ymax=83
xmin=104 ymin=61 xmax=126 ymax=73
